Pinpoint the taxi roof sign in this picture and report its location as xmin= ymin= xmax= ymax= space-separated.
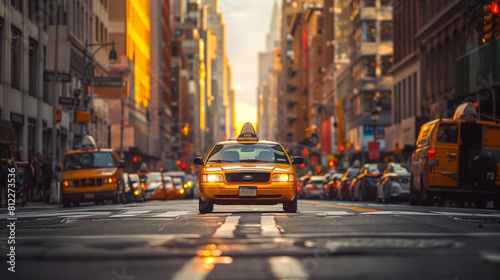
xmin=237 ymin=122 xmax=259 ymax=141
xmin=80 ymin=135 xmax=97 ymax=150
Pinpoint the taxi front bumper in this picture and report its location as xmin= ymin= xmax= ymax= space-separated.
xmin=62 ymin=190 xmax=116 ymax=202
xmin=200 ymin=183 xmax=296 ymax=205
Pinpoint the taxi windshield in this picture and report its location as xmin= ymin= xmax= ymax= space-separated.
xmin=63 ymin=152 xmax=115 ymax=170
xmin=206 ymin=143 xmax=290 ymax=164
xmin=142 ymin=174 xmax=162 ymax=183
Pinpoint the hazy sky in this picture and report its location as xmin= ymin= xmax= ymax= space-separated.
xmin=223 ymin=0 xmax=279 ymax=130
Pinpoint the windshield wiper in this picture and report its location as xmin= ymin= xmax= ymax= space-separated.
xmin=207 ymin=160 xmax=233 ymax=163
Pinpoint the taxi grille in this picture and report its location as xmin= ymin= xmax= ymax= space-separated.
xmin=225 ymin=172 xmax=271 ymax=183
xmin=73 ymin=178 xmax=103 ymax=187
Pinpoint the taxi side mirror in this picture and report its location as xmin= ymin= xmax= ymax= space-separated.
xmin=292 ymin=156 xmax=304 ymax=165
xmin=193 ymin=157 xmax=204 ymax=165
xmin=119 ymin=160 xmax=126 ymax=169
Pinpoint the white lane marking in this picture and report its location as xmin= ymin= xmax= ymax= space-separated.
xmin=172 ymin=256 xmax=233 ymax=280
xmin=481 ymin=251 xmax=500 ymax=264
xmin=300 ymin=210 xmax=354 ymax=216
xmin=153 ymin=211 xmax=191 ymax=218
xmin=361 ymin=211 xmax=440 ymax=216
xmin=109 ymin=210 xmax=151 ymax=217
xmin=269 ymin=256 xmax=309 ymax=279
xmin=213 ymin=216 xmax=240 ymax=238
xmin=432 ymin=212 xmax=500 ymax=217
xmin=261 ymin=216 xmax=281 ymax=237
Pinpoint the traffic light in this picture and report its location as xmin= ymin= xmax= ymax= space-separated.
xmin=55 ymin=109 xmax=62 ymax=123
xmin=302 ymin=148 xmax=309 ymax=156
xmin=328 ymin=160 xmax=335 ymax=168
xmin=338 ymin=145 xmax=345 ymax=155
xmin=483 ymin=1 xmax=500 ymax=43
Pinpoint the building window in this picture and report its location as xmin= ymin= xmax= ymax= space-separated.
xmin=29 ymin=39 xmax=38 ymax=97
xmin=11 ymin=0 xmax=23 ymax=13
xmin=363 ymin=0 xmax=375 ymax=7
xmin=402 ymin=79 xmax=406 ymax=119
xmin=362 ymin=56 xmax=376 ymax=77
xmin=28 ymin=121 xmax=35 ymax=159
xmin=380 ymin=55 xmax=393 ymax=75
xmin=380 ymin=91 xmax=392 ymax=110
xmin=0 ymin=19 xmax=3 ymax=82
xmin=11 ymin=27 xmax=22 ymax=90
xmin=95 ymin=16 xmax=99 ymax=41
xmin=408 ymin=75 xmax=412 ymax=117
xmin=380 ymin=21 xmax=392 ymax=42
xmin=362 ymin=21 xmax=376 ymax=42
xmin=381 ymin=0 xmax=392 ymax=6
xmin=43 ymin=46 xmax=50 ymax=103
xmin=413 ymin=73 xmax=417 ymax=116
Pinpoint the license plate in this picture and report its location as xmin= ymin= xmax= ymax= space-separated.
xmin=239 ymin=186 xmax=257 ymax=197
xmin=84 ymin=193 xmax=95 ymax=199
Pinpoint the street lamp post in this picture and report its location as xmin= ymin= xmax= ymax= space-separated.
xmin=81 ymin=42 xmax=117 ymax=139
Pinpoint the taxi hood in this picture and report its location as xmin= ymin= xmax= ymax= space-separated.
xmin=204 ymin=163 xmax=292 ymax=173
xmin=62 ymin=168 xmax=118 ymax=180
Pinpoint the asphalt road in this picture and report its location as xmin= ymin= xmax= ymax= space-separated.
xmin=1 ymin=199 xmax=500 ymax=280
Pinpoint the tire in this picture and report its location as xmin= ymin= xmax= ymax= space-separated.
xmin=120 ymin=192 xmax=126 ymax=204
xmin=358 ymin=185 xmax=365 ymax=202
xmin=409 ymin=175 xmax=419 ymax=206
xmin=199 ymin=197 xmax=213 ymax=213
xmin=494 ymin=197 xmax=500 ymax=210
xmin=72 ymin=201 xmax=80 ymax=207
xmin=63 ymin=199 xmax=71 ymax=207
xmin=283 ymin=195 xmax=298 ymax=213
xmin=112 ymin=191 xmax=120 ymax=204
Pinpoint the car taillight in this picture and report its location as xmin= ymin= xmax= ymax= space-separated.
xmin=332 ymin=183 xmax=337 ymax=188
xmin=346 ymin=182 xmax=351 ymax=187
xmin=311 ymin=186 xmax=315 ymax=190
xmin=297 ymin=186 xmax=302 ymax=192
xmin=368 ymin=174 xmax=379 ymax=177
xmin=391 ymin=177 xmax=399 ymax=182
xmin=428 ymin=150 xmax=436 ymax=160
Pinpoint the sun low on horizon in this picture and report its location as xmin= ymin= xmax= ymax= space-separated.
xmin=234 ymin=102 xmax=257 ymax=137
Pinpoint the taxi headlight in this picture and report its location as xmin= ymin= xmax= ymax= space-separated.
xmin=104 ymin=177 xmax=117 ymax=184
xmin=180 ymin=189 xmax=185 ymax=194
xmin=187 ymin=181 xmax=193 ymax=187
xmin=62 ymin=180 xmax=73 ymax=187
xmin=272 ymin=173 xmax=295 ymax=182
xmin=202 ymin=174 xmax=224 ymax=182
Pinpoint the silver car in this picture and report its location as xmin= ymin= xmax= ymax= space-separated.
xmin=377 ymin=163 xmax=411 ymax=203
xmin=303 ymin=175 xmax=326 ymax=199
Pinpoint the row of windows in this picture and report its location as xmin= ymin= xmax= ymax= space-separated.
xmin=352 ymin=55 xmax=393 ymax=81
xmin=393 ymin=73 xmax=418 ymax=125
xmin=352 ymin=21 xmax=392 ymax=46
xmin=351 ymin=0 xmax=393 ymax=20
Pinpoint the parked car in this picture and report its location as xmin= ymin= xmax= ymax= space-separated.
xmin=351 ymin=163 xmax=387 ymax=202
xmin=142 ymin=172 xmax=167 ymax=200
xmin=322 ymin=173 xmax=344 ymax=200
xmin=377 ymin=163 xmax=411 ymax=203
xmin=337 ymin=168 xmax=360 ymax=201
xmin=123 ymin=173 xmax=145 ymax=202
xmin=303 ymin=175 xmax=326 ymax=199
xmin=173 ymin=177 xmax=187 ymax=199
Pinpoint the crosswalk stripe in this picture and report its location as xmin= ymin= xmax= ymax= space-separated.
xmin=261 ymin=216 xmax=281 ymax=237
xmin=109 ymin=210 xmax=151 ymax=217
xmin=153 ymin=211 xmax=191 ymax=217
xmin=213 ymin=216 xmax=240 ymax=238
xmin=269 ymin=256 xmax=309 ymax=279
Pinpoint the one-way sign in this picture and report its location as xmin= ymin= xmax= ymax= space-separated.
xmin=59 ymin=96 xmax=75 ymax=106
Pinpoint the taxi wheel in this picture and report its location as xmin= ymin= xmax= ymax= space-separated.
xmin=112 ymin=192 xmax=120 ymax=204
xmin=199 ymin=198 xmax=213 ymax=213
xmin=494 ymin=198 xmax=500 ymax=210
xmin=63 ymin=200 xmax=71 ymax=207
xmin=283 ymin=195 xmax=297 ymax=213
xmin=72 ymin=201 xmax=80 ymax=207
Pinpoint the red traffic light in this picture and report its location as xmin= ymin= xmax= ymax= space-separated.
xmin=300 ymin=163 xmax=305 ymax=168
xmin=133 ymin=156 xmax=138 ymax=162
xmin=492 ymin=3 xmax=499 ymax=14
xmin=302 ymin=148 xmax=309 ymax=155
xmin=181 ymin=163 xmax=187 ymax=169
xmin=316 ymin=167 xmax=322 ymax=173
xmin=339 ymin=145 xmax=345 ymax=152
xmin=473 ymin=102 xmax=478 ymax=107
xmin=190 ymin=165 xmax=194 ymax=170
xmin=328 ymin=161 xmax=334 ymax=167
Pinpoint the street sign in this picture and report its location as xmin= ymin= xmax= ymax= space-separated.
xmin=93 ymin=86 xmax=128 ymax=98
xmin=44 ymin=71 xmax=71 ymax=83
xmin=59 ymin=96 xmax=75 ymax=106
xmin=368 ymin=141 xmax=380 ymax=160
xmin=93 ymin=77 xmax=126 ymax=87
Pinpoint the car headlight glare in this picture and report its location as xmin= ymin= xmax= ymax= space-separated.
xmin=202 ymin=174 xmax=224 ymax=182
xmin=272 ymin=173 xmax=295 ymax=182
xmin=125 ymin=187 xmax=130 ymax=192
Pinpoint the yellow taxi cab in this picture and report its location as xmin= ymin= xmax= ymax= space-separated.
xmin=61 ymin=135 xmax=125 ymax=207
xmin=410 ymin=103 xmax=500 ymax=209
xmin=141 ymin=172 xmax=167 ymax=200
xmin=193 ymin=122 xmax=304 ymax=213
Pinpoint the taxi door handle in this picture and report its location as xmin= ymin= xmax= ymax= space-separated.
xmin=446 ymin=153 xmax=457 ymax=158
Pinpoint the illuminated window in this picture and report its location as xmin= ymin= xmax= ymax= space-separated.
xmin=362 ymin=21 xmax=376 ymax=42
xmin=362 ymin=56 xmax=376 ymax=77
xmin=380 ymin=55 xmax=393 ymax=75
xmin=363 ymin=0 xmax=375 ymax=7
xmin=380 ymin=21 xmax=392 ymax=42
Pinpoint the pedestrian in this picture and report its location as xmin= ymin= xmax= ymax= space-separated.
xmin=27 ymin=157 xmax=37 ymax=202
xmin=43 ymin=157 xmax=53 ymax=203
xmin=34 ymin=152 xmax=44 ymax=201
xmin=3 ymin=150 xmax=20 ymax=205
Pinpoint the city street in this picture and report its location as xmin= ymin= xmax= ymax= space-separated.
xmin=1 ymin=199 xmax=500 ymax=279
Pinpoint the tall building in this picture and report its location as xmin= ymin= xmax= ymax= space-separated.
xmin=385 ymin=0 xmax=424 ymax=161
xmin=109 ymin=0 xmax=153 ymax=172
xmin=0 ymin=0 xmax=112 ymax=167
xmin=257 ymin=0 xmax=281 ymax=140
xmin=346 ymin=0 xmax=393 ymax=162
